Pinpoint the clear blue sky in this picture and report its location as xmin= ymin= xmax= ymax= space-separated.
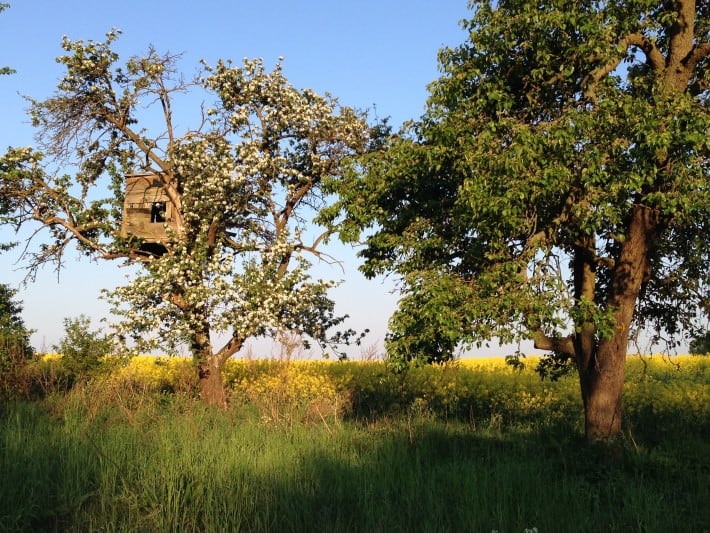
xmin=0 ymin=0 xmax=535 ymax=357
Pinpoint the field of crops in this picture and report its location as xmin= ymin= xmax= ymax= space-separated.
xmin=1 ymin=355 xmax=709 ymax=531
xmin=106 ymin=354 xmax=710 ymax=436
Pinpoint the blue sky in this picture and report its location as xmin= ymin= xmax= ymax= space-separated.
xmin=0 ymin=0 xmax=534 ymax=357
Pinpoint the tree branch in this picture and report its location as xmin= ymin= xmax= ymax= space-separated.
xmin=216 ymin=335 xmax=244 ymax=365
xmin=683 ymin=42 xmax=710 ymax=75
xmin=532 ymin=329 xmax=575 ymax=356
xmin=583 ymin=33 xmax=665 ymax=104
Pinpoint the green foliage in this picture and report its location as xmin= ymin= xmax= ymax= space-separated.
xmin=690 ymin=330 xmax=710 ymax=355
xmin=506 ymin=350 xmax=578 ymax=381
xmin=328 ymin=0 xmax=710 ymax=371
xmin=0 ymin=284 xmax=33 ymax=355
xmin=0 ymin=3 xmax=21 ymax=249
xmin=0 ymin=284 xmax=34 ymax=398
xmin=52 ymin=315 xmax=114 ymax=383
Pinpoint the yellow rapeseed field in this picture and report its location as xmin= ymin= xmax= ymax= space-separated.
xmin=27 ymin=352 xmax=707 ymax=435
xmin=80 ymin=353 xmax=706 ymax=434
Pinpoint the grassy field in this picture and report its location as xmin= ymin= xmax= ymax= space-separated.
xmin=1 ymin=356 xmax=709 ymax=531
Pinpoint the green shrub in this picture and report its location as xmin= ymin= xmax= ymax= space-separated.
xmin=52 ymin=315 xmax=115 ymax=387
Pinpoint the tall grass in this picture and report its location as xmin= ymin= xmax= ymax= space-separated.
xmin=1 ymin=356 xmax=709 ymax=531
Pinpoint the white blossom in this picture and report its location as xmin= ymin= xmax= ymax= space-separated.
xmin=101 ymin=53 xmax=370 ymax=362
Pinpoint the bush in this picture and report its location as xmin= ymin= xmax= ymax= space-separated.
xmin=52 ymin=315 xmax=115 ymax=387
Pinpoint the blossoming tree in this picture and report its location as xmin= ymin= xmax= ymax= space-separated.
xmin=0 ymin=31 xmax=370 ymax=405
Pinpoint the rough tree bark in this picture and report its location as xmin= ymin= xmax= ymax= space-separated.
xmin=190 ymin=313 xmax=246 ymax=408
xmin=581 ymin=204 xmax=657 ymax=439
xmin=198 ymin=356 xmax=228 ymax=408
xmin=534 ymin=204 xmax=659 ymax=441
xmin=536 ymin=204 xmax=658 ymax=441
xmin=187 ymin=315 xmax=223 ymax=408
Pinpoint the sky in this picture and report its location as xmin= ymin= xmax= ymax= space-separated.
xmin=0 ymin=0 xmax=539 ymax=358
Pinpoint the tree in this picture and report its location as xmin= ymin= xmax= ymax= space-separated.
xmin=0 ymin=283 xmax=34 ymax=392
xmin=326 ymin=0 xmax=710 ymax=441
xmin=690 ymin=331 xmax=710 ymax=354
xmin=0 ymin=31 xmax=370 ymax=406
xmin=0 ymin=283 xmax=33 ymax=354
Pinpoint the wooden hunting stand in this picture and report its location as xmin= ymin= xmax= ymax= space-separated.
xmin=121 ymin=173 xmax=178 ymax=255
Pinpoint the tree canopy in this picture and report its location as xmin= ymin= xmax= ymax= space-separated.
xmin=1 ymin=31 xmax=371 ymax=404
xmin=327 ymin=0 xmax=710 ymax=439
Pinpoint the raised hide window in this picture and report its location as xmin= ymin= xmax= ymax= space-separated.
xmin=150 ymin=202 xmax=167 ymax=223
xmin=121 ymin=173 xmax=177 ymax=254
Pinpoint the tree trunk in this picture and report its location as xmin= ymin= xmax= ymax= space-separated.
xmin=576 ymin=204 xmax=658 ymax=442
xmin=198 ymin=356 xmax=228 ymax=408
xmin=577 ymin=341 xmax=626 ymax=441
xmin=190 ymin=317 xmax=229 ymax=408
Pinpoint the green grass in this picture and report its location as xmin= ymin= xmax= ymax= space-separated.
xmin=1 ymin=356 xmax=709 ymax=531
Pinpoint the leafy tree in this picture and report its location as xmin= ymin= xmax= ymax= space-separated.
xmin=326 ymin=0 xmax=710 ymax=441
xmin=0 ymin=283 xmax=33 ymax=355
xmin=0 ymin=283 xmax=34 ymax=395
xmin=0 ymin=10 xmax=29 ymax=348
xmin=53 ymin=315 xmax=113 ymax=384
xmin=690 ymin=331 xmax=710 ymax=355
xmin=0 ymin=31 xmax=370 ymax=405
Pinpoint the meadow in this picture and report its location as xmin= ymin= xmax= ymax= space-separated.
xmin=1 ymin=355 xmax=709 ymax=532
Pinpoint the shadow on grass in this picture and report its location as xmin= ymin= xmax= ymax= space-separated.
xmin=262 ymin=421 xmax=710 ymax=532
xmin=1 ymin=400 xmax=708 ymax=532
